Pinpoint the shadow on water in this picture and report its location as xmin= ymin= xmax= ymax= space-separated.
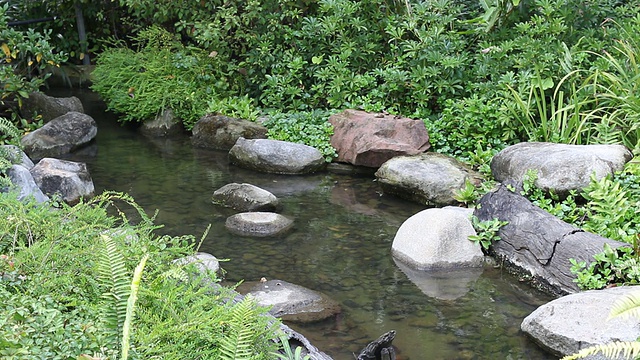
xmin=55 ymin=88 xmax=555 ymax=360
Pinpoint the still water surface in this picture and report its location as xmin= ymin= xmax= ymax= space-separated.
xmin=58 ymin=89 xmax=555 ymax=359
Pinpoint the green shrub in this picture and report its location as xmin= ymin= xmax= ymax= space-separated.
xmin=264 ymin=110 xmax=338 ymax=162
xmin=91 ymin=26 xmax=239 ymax=130
xmin=0 ymin=3 xmax=66 ymax=120
xmin=520 ymin=164 xmax=640 ymax=289
xmin=0 ymin=191 xmax=281 ymax=358
xmin=427 ymin=95 xmax=515 ymax=159
xmin=207 ymin=95 xmax=261 ymax=121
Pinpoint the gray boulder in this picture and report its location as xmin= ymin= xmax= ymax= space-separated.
xmin=212 ymin=183 xmax=279 ymax=212
xmin=22 ymin=111 xmax=97 ymax=161
xmin=6 ymin=164 xmax=49 ymax=203
xmin=392 ymin=207 xmax=484 ymax=270
xmin=229 ymin=138 xmax=326 ymax=175
xmin=1 ymin=145 xmax=48 ymax=202
xmin=20 ymin=92 xmax=84 ymax=122
xmin=475 ymin=185 xmax=629 ymax=296
xmin=329 ymin=109 xmax=430 ymax=167
xmin=192 ymin=114 xmax=268 ymax=150
xmin=140 ymin=108 xmax=184 ymax=137
xmin=2 ymin=145 xmax=34 ymax=169
xmin=30 ymin=158 xmax=95 ymax=205
xmin=236 ymin=279 xmax=341 ymax=323
xmin=491 ymin=142 xmax=633 ymax=196
xmin=173 ymin=252 xmax=220 ymax=275
xmin=375 ymin=153 xmax=482 ymax=206
xmin=522 ymin=286 xmax=640 ymax=359
xmin=225 ymin=212 xmax=293 ymax=237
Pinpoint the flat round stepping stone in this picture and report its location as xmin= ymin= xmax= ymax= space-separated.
xmin=225 ymin=212 xmax=293 ymax=237
xmin=236 ymin=279 xmax=341 ymax=323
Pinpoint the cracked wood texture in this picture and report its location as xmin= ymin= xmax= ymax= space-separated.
xmin=474 ymin=185 xmax=628 ymax=296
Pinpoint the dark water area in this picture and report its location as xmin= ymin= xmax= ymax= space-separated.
xmin=54 ymin=89 xmax=555 ymax=359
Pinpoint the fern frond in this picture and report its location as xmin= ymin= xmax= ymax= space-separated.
xmin=121 ymin=254 xmax=148 ymax=360
xmin=0 ymin=117 xmax=22 ymax=146
xmin=219 ymin=296 xmax=258 ymax=360
xmin=609 ymin=290 xmax=640 ymax=320
xmin=561 ymin=341 xmax=640 ymax=360
xmin=98 ymin=234 xmax=131 ymax=336
xmin=161 ymin=266 xmax=190 ymax=283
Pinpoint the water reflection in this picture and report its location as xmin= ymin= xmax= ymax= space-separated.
xmin=56 ymin=89 xmax=555 ymax=360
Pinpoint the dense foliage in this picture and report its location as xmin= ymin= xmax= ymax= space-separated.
xmin=520 ymin=164 xmax=640 ymax=290
xmin=0 ymin=190 xmax=282 ymax=359
xmin=7 ymin=0 xmax=640 ymax=329
xmin=83 ymin=0 xmax=640 ymax=157
xmin=0 ymin=3 xmax=66 ymax=125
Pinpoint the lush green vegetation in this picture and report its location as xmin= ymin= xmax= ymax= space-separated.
xmin=519 ymin=165 xmax=640 ymax=290
xmin=0 ymin=189 xmax=290 ymax=359
xmin=79 ymin=0 xmax=640 ymax=159
xmin=5 ymin=0 xmax=640 ymax=345
xmin=0 ymin=3 xmax=66 ymax=130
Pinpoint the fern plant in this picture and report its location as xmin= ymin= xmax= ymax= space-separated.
xmin=581 ymin=173 xmax=637 ymax=243
xmin=0 ymin=117 xmax=23 ymax=190
xmin=121 ymin=253 xmax=148 ymax=360
xmin=97 ymin=233 xmax=150 ymax=359
xmin=561 ymin=290 xmax=640 ymax=359
xmin=219 ymin=295 xmax=262 ymax=360
xmin=98 ymin=234 xmax=131 ymax=340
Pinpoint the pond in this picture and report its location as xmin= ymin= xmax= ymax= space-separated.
xmin=56 ymin=89 xmax=555 ymax=359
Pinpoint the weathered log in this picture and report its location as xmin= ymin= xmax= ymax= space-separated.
xmin=356 ymin=330 xmax=396 ymax=360
xmin=474 ymin=185 xmax=628 ymax=296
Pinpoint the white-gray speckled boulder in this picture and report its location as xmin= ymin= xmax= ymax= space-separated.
xmin=29 ymin=158 xmax=94 ymax=205
xmin=212 ymin=183 xmax=279 ymax=212
xmin=225 ymin=212 xmax=293 ymax=237
xmin=21 ymin=111 xmax=97 ymax=161
xmin=522 ymin=286 xmax=640 ymax=359
xmin=229 ymin=138 xmax=326 ymax=174
xmin=375 ymin=153 xmax=482 ymax=206
xmin=491 ymin=142 xmax=632 ymax=196
xmin=392 ymin=207 xmax=483 ymax=270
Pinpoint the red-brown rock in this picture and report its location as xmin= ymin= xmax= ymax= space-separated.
xmin=329 ymin=110 xmax=430 ymax=167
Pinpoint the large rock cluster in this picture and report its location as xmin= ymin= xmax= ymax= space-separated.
xmin=3 ymin=95 xmax=96 ymax=205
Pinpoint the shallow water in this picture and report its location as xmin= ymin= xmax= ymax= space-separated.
xmin=56 ymin=89 xmax=555 ymax=359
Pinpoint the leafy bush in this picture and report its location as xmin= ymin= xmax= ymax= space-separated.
xmin=264 ymin=110 xmax=338 ymax=162
xmin=207 ymin=95 xmax=261 ymax=121
xmin=5 ymin=0 xmax=131 ymax=63
xmin=469 ymin=216 xmax=509 ymax=251
xmin=0 ymin=191 xmax=281 ymax=358
xmin=91 ymin=26 xmax=239 ymax=130
xmin=0 ymin=3 xmax=66 ymax=120
xmin=520 ymin=164 xmax=640 ymax=289
xmin=0 ymin=118 xmax=24 ymax=190
xmin=427 ymin=95 xmax=515 ymax=159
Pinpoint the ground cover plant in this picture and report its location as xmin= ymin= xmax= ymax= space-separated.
xmin=0 ymin=189 xmax=283 ymax=359
xmin=519 ymin=165 xmax=640 ymax=290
